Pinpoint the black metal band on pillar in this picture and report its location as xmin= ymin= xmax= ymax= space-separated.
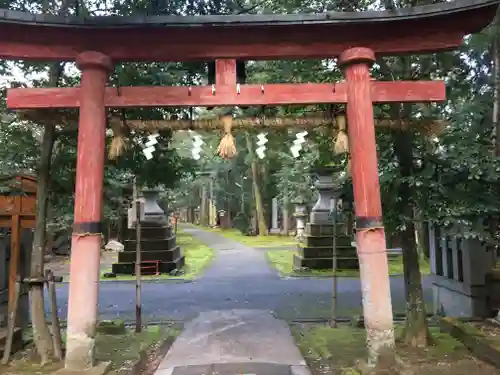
xmin=355 ymin=216 xmax=383 ymax=230
xmin=73 ymin=221 xmax=103 ymax=234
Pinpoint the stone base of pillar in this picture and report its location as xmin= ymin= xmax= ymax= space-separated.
xmin=55 ymin=361 xmax=111 ymax=375
xmin=270 ymin=228 xmax=281 ymax=234
xmin=293 ymin=222 xmax=358 ymax=270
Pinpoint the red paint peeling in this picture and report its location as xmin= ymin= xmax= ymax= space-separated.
xmin=341 ymin=48 xmax=394 ymax=346
xmin=65 ymin=52 xmax=110 ymax=370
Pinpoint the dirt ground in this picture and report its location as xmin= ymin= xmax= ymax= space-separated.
xmin=468 ymin=320 xmax=500 ymax=342
xmin=45 ymin=251 xmax=117 ymax=281
xmin=292 ymin=323 xmax=500 ymax=375
xmin=0 ymin=324 xmax=181 ymax=375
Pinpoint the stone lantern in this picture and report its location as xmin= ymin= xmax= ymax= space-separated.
xmin=293 ymin=168 xmax=358 ymax=270
xmin=292 ymin=197 xmax=307 ymax=241
xmin=310 ymin=167 xmax=337 ymax=224
xmin=218 ymin=209 xmax=230 ymax=229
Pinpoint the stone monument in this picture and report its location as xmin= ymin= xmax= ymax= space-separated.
xmin=112 ymin=188 xmax=184 ymax=275
xmin=293 ymin=169 xmax=358 ymax=270
xmin=429 ymin=223 xmax=495 ymax=317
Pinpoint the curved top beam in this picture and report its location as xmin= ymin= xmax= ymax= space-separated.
xmin=0 ymin=0 xmax=497 ymax=62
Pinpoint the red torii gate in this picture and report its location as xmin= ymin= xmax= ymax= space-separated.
xmin=1 ymin=0 xmax=498 ymax=371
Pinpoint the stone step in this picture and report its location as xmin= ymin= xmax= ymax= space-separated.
xmin=126 ymin=226 xmax=172 ymax=240
xmin=111 ymin=255 xmax=185 ymax=275
xmin=169 ymin=363 xmax=296 ymax=375
xmin=305 ymin=223 xmax=350 ymax=236
xmin=293 ymin=253 xmax=359 ymax=270
xmin=302 ymin=235 xmax=352 ymax=247
xmin=123 ymin=236 xmax=176 ymax=251
xmin=155 ymin=310 xmax=311 ymax=375
xmin=298 ymin=245 xmax=357 ymax=259
xmin=118 ymin=246 xmax=181 ymax=263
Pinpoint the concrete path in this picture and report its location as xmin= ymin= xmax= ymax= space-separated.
xmin=187 ymin=227 xmax=278 ymax=280
xmin=51 ymin=225 xmax=433 ymax=321
xmin=155 ymin=309 xmax=310 ymax=375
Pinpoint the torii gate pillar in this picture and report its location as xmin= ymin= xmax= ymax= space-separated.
xmin=65 ymin=51 xmax=112 ymax=370
xmin=339 ymin=48 xmax=395 ymax=362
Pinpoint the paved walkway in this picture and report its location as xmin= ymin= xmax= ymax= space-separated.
xmin=186 ymin=227 xmax=278 ymax=280
xmin=52 ymin=225 xmax=433 ymax=321
xmin=155 ymin=309 xmax=310 ymax=375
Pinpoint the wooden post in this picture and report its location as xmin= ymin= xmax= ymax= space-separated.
xmin=134 ymin=180 xmax=142 ymax=333
xmin=2 ymin=275 xmax=21 ymax=365
xmin=339 ymin=47 xmax=395 ymax=364
xmin=46 ymin=269 xmax=63 ymax=361
xmin=65 ymin=51 xmax=112 ymax=371
xmin=330 ymin=203 xmax=338 ymax=328
xmin=7 ymin=214 xmax=20 ymax=316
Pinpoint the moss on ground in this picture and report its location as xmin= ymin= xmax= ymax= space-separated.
xmin=0 ymin=323 xmax=181 ymax=375
xmin=267 ymin=250 xmax=430 ymax=278
xmin=292 ymin=323 xmax=497 ymax=375
xmin=101 ymin=230 xmax=215 ymax=281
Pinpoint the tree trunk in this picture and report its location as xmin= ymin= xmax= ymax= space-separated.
xmin=30 ymin=70 xmax=60 ymax=364
xmin=416 ymin=218 xmax=430 ymax=259
xmin=393 ymin=130 xmax=431 ymax=348
xmin=200 ymin=185 xmax=208 ymax=226
xmin=493 ymin=13 xmax=500 ymax=157
xmin=245 ymin=132 xmax=268 ymax=235
xmin=490 ymin=12 xmax=500 ymax=322
xmin=30 ymin=0 xmax=72 ymax=360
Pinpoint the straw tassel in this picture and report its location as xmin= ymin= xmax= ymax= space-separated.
xmin=334 ymin=114 xmax=349 ymax=154
xmin=217 ymin=114 xmax=237 ymax=159
xmin=108 ymin=116 xmax=129 ymax=160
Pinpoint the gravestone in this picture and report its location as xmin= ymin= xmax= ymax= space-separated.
xmin=293 ymin=169 xmax=358 ymax=270
xmin=429 ymin=223 xmax=495 ymax=317
xmin=112 ymin=189 xmax=184 ymax=275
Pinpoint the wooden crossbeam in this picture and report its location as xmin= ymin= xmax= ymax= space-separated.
xmin=7 ymin=81 xmax=446 ymax=109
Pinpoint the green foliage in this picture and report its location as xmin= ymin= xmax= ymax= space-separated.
xmin=0 ymin=0 xmax=499 ymax=245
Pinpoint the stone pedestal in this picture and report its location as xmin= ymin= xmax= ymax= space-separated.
xmin=293 ymin=222 xmax=358 ymax=269
xmin=112 ymin=189 xmax=184 ymax=275
xmin=429 ymin=223 xmax=495 ymax=317
xmin=292 ymin=169 xmax=358 ymax=270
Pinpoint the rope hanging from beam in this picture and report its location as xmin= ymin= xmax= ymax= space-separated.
xmin=217 ymin=114 xmax=237 ymax=159
xmin=108 ymin=113 xmax=129 ymax=160
xmin=15 ymin=109 xmax=445 ymax=137
xmin=334 ymin=114 xmax=349 ymax=154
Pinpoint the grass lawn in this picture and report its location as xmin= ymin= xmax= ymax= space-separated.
xmin=100 ymin=230 xmax=215 ymax=281
xmin=291 ymin=323 xmax=486 ymax=375
xmin=197 ymin=226 xmax=298 ymax=247
xmin=267 ymin=250 xmax=430 ymax=277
